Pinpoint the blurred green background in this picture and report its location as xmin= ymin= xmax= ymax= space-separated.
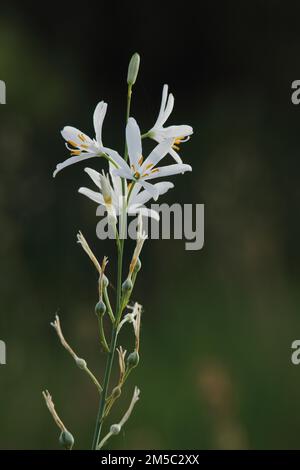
xmin=1 ymin=0 xmax=300 ymax=450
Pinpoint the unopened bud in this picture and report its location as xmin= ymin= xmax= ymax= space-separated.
xmin=59 ymin=430 xmax=74 ymax=450
xmin=127 ymin=53 xmax=140 ymax=86
xmin=122 ymin=278 xmax=133 ymax=293
xmin=110 ymin=424 xmax=121 ymax=435
xmin=127 ymin=351 xmax=139 ymax=369
xmin=95 ymin=300 xmax=106 ymax=317
xmin=75 ymin=357 xmax=87 ymax=369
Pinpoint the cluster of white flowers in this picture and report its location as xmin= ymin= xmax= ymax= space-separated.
xmin=53 ymin=84 xmax=193 ymax=223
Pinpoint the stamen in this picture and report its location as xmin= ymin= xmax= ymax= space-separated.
xmin=144 ymin=163 xmax=154 ymax=170
xmin=68 ymin=140 xmax=78 ymax=148
xmin=138 ymin=155 xmax=144 ymax=166
xmin=78 ymin=133 xmax=86 ymax=142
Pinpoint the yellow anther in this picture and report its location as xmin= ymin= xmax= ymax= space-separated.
xmin=68 ymin=140 xmax=78 ymax=148
xmin=145 ymin=163 xmax=154 ymax=170
xmin=104 ymin=195 xmax=112 ymax=205
xmin=78 ymin=133 xmax=86 ymax=142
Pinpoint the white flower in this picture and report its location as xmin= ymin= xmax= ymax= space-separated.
xmin=78 ymin=165 xmax=174 ymax=221
xmin=105 ymin=118 xmax=192 ymax=200
xmin=128 ymin=215 xmax=147 ymax=276
xmin=98 ymin=171 xmax=117 ymax=227
xmin=53 ymin=101 xmax=107 ymax=177
xmin=147 ymin=84 xmax=193 ymax=164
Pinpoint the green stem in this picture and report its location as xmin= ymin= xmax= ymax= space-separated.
xmin=91 ymin=83 xmax=132 ymax=450
xmin=91 ymin=244 xmax=123 ymax=450
xmin=127 ymin=181 xmax=136 ymax=204
xmin=97 ymin=316 xmax=109 ymax=353
xmin=103 ymin=287 xmax=115 ymax=323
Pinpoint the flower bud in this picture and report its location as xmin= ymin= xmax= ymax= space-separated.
xmin=127 ymin=351 xmax=139 ymax=369
xmin=59 ymin=430 xmax=74 ymax=450
xmin=75 ymin=357 xmax=87 ymax=369
xmin=95 ymin=300 xmax=106 ymax=317
xmin=122 ymin=278 xmax=133 ymax=293
xmin=134 ymin=257 xmax=142 ymax=273
xmin=110 ymin=424 xmax=121 ymax=435
xmin=127 ymin=53 xmax=140 ymax=86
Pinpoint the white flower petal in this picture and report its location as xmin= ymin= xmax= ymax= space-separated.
xmin=139 ymin=180 xmax=160 ymax=200
xmin=103 ymin=146 xmax=129 ymax=170
xmin=156 ymin=125 xmax=193 ymax=139
xmin=132 ymin=181 xmax=174 ymax=206
xmin=84 ymin=167 xmax=101 ymax=189
xmin=61 ymin=126 xmax=93 ymax=146
xmin=141 ymin=138 xmax=173 ymax=169
xmin=129 ymin=206 xmax=160 ymax=221
xmin=126 ymin=118 xmax=142 ymax=169
xmin=78 ymin=187 xmax=104 ymax=204
xmin=53 ymin=154 xmax=98 ymax=177
xmin=93 ymin=101 xmax=107 ymax=145
xmin=154 ymin=181 xmax=175 ymax=194
xmin=111 ymin=166 xmax=133 ymax=180
xmin=161 ymin=92 xmax=174 ymax=124
xmin=128 ymin=180 xmax=142 ymax=201
xmin=144 ymin=163 xmax=192 ymax=180
xmin=109 ymin=163 xmax=123 ymax=199
xmin=153 ymin=84 xmax=169 ymax=128
xmin=169 ymin=147 xmax=183 ymax=164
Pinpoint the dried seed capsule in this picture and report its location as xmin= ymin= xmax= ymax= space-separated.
xmin=59 ymin=430 xmax=74 ymax=450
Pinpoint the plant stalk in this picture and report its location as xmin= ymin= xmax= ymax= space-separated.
xmin=91 ymin=83 xmax=132 ymax=450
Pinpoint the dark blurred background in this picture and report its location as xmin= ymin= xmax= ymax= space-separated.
xmin=1 ymin=0 xmax=300 ymax=449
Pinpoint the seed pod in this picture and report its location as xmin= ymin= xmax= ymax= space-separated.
xmin=103 ymin=275 xmax=109 ymax=288
xmin=110 ymin=424 xmax=121 ymax=435
xmin=95 ymin=300 xmax=106 ymax=317
xmin=111 ymin=385 xmax=121 ymax=399
xmin=122 ymin=278 xmax=133 ymax=293
xmin=127 ymin=53 xmax=140 ymax=86
xmin=134 ymin=257 xmax=142 ymax=273
xmin=127 ymin=351 xmax=139 ymax=369
xmin=59 ymin=430 xmax=74 ymax=450
xmin=75 ymin=357 xmax=87 ymax=370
